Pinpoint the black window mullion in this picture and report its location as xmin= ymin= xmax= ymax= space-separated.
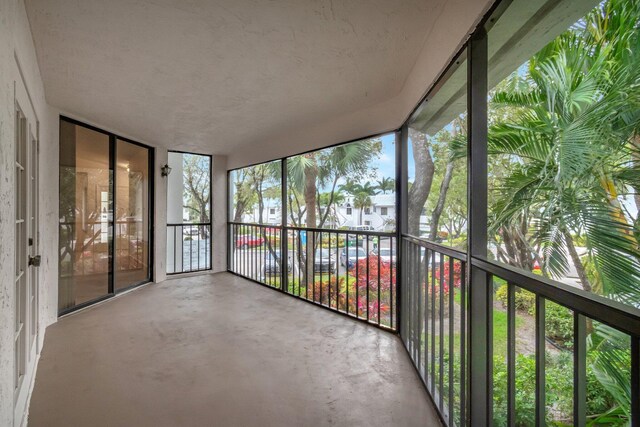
xmin=109 ymin=134 xmax=116 ymax=295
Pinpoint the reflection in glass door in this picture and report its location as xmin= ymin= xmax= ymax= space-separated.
xmin=115 ymin=139 xmax=151 ymax=290
xmin=58 ymin=121 xmax=112 ymax=312
xmin=58 ymin=118 xmax=153 ymax=314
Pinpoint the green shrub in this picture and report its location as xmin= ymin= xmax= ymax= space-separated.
xmin=495 ymin=284 xmax=508 ymax=306
xmin=495 ymin=284 xmax=536 ymax=314
xmin=545 ymin=302 xmax=574 ymax=349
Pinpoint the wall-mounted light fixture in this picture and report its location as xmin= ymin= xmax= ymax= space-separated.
xmin=160 ymin=164 xmax=172 ymax=177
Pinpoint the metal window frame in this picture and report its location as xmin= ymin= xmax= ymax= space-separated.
xmin=58 ymin=116 xmax=155 ymax=316
xmin=166 ymin=150 xmax=213 ymax=275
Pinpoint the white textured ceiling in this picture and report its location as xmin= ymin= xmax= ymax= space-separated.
xmin=25 ymin=0 xmax=492 ymax=167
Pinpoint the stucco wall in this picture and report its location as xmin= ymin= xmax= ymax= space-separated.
xmin=212 ymin=155 xmax=228 ymax=273
xmin=0 ymin=0 xmax=58 ymax=425
xmin=154 ymin=147 xmax=168 ymax=283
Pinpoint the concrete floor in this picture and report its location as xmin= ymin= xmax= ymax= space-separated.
xmin=28 ymin=273 xmax=440 ymax=427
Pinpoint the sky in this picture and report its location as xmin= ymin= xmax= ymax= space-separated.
xmin=372 ymin=133 xmax=396 ymax=183
xmin=230 ymin=132 xmax=411 ymax=194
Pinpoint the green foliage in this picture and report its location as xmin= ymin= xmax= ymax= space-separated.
xmin=588 ymin=324 xmax=633 ymax=423
xmin=485 ymin=2 xmax=640 ymax=417
xmin=375 ymin=177 xmax=395 ymax=194
xmin=488 ymin=0 xmax=640 ymax=301
xmin=287 ymin=139 xmax=383 ymax=227
xmin=545 ymin=302 xmax=574 ymax=349
xmin=495 ymin=285 xmax=536 ymax=314
xmin=182 ymin=154 xmax=211 ymax=224
xmin=492 ymin=352 xmax=619 ymax=426
xmin=582 ymin=255 xmax=604 ymax=294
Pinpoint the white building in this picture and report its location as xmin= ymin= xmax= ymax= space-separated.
xmin=242 ymin=194 xmax=399 ymax=231
xmin=336 ymin=194 xmax=396 ymax=231
xmin=242 ymin=198 xmax=282 ymax=225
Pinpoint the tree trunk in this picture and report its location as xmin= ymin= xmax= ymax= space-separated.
xmin=407 ymin=129 xmax=435 ymax=236
xmin=232 ymin=181 xmax=246 ymax=222
xmin=563 ymin=230 xmax=591 ymax=293
xmin=318 ymin=176 xmax=339 ymax=228
xmin=497 ymin=218 xmax=537 ymax=271
xmin=303 ymin=155 xmax=318 ymax=286
xmin=233 ymin=201 xmax=245 ymax=222
xmin=428 ymin=158 xmax=454 ymax=241
xmin=304 ymin=156 xmax=318 ymax=228
xmin=199 ymin=203 xmax=209 ymax=238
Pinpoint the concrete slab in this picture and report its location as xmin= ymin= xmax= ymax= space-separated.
xmin=28 ymin=272 xmax=440 ymax=427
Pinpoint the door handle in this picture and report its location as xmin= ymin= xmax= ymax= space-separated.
xmin=28 ymin=255 xmax=41 ymax=267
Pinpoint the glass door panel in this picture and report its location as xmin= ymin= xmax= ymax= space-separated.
xmin=115 ymin=139 xmax=150 ymax=290
xmin=58 ymin=121 xmax=112 ymax=311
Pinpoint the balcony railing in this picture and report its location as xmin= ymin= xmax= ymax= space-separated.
xmin=400 ymin=235 xmax=467 ymax=426
xmin=400 ymin=233 xmax=640 ymax=426
xmin=167 ymin=223 xmax=211 ymax=274
xmin=228 ymin=222 xmax=396 ymax=329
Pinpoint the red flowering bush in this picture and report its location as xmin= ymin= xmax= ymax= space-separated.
xmin=432 ymin=259 xmax=463 ymax=295
xmin=303 ymin=256 xmax=396 ymax=327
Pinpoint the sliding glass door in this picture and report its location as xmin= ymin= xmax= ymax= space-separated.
xmin=58 ymin=118 xmax=153 ymax=314
xmin=115 ymin=139 xmax=151 ymax=290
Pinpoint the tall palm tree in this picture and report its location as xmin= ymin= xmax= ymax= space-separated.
xmin=489 ymin=0 xmax=640 ymax=300
xmin=375 ymin=177 xmax=395 ymax=194
xmin=287 ymin=139 xmax=381 ymax=283
xmin=288 ymin=141 xmax=380 ymax=228
xmin=348 ymin=182 xmax=379 ymax=225
xmin=353 ymin=192 xmax=373 ymax=226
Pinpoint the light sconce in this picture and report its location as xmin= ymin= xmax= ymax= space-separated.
xmin=160 ymin=164 xmax=172 ymax=177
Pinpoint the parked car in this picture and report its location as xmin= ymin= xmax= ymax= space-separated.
xmin=261 ymin=249 xmax=290 ymax=279
xmin=371 ymin=247 xmax=396 ymax=264
xmin=236 ymin=235 xmax=264 ymax=249
xmin=340 ymin=247 xmax=367 ymax=269
xmin=313 ymin=248 xmax=336 ymax=273
xmin=185 ymin=227 xmax=199 ymax=236
xmin=349 ymin=225 xmax=375 ymax=232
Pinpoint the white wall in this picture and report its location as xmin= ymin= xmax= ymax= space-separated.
xmin=155 ymin=147 xmax=168 ymax=283
xmin=0 ymin=0 xmax=58 ymax=425
xmin=211 ymin=155 xmax=228 ymax=272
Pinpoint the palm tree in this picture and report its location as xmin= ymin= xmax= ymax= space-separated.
xmin=348 ymin=182 xmax=379 ymax=225
xmin=353 ymin=192 xmax=373 ymax=226
xmin=287 ymin=139 xmax=381 ymax=283
xmin=489 ymin=0 xmax=640 ymax=419
xmin=339 ymin=179 xmax=360 ymax=197
xmin=288 ymin=140 xmax=380 ymax=228
xmin=375 ymin=177 xmax=395 ymax=194
xmin=489 ymin=0 xmax=640 ymax=299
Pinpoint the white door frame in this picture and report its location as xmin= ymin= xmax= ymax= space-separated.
xmin=13 ymin=57 xmax=41 ymax=427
